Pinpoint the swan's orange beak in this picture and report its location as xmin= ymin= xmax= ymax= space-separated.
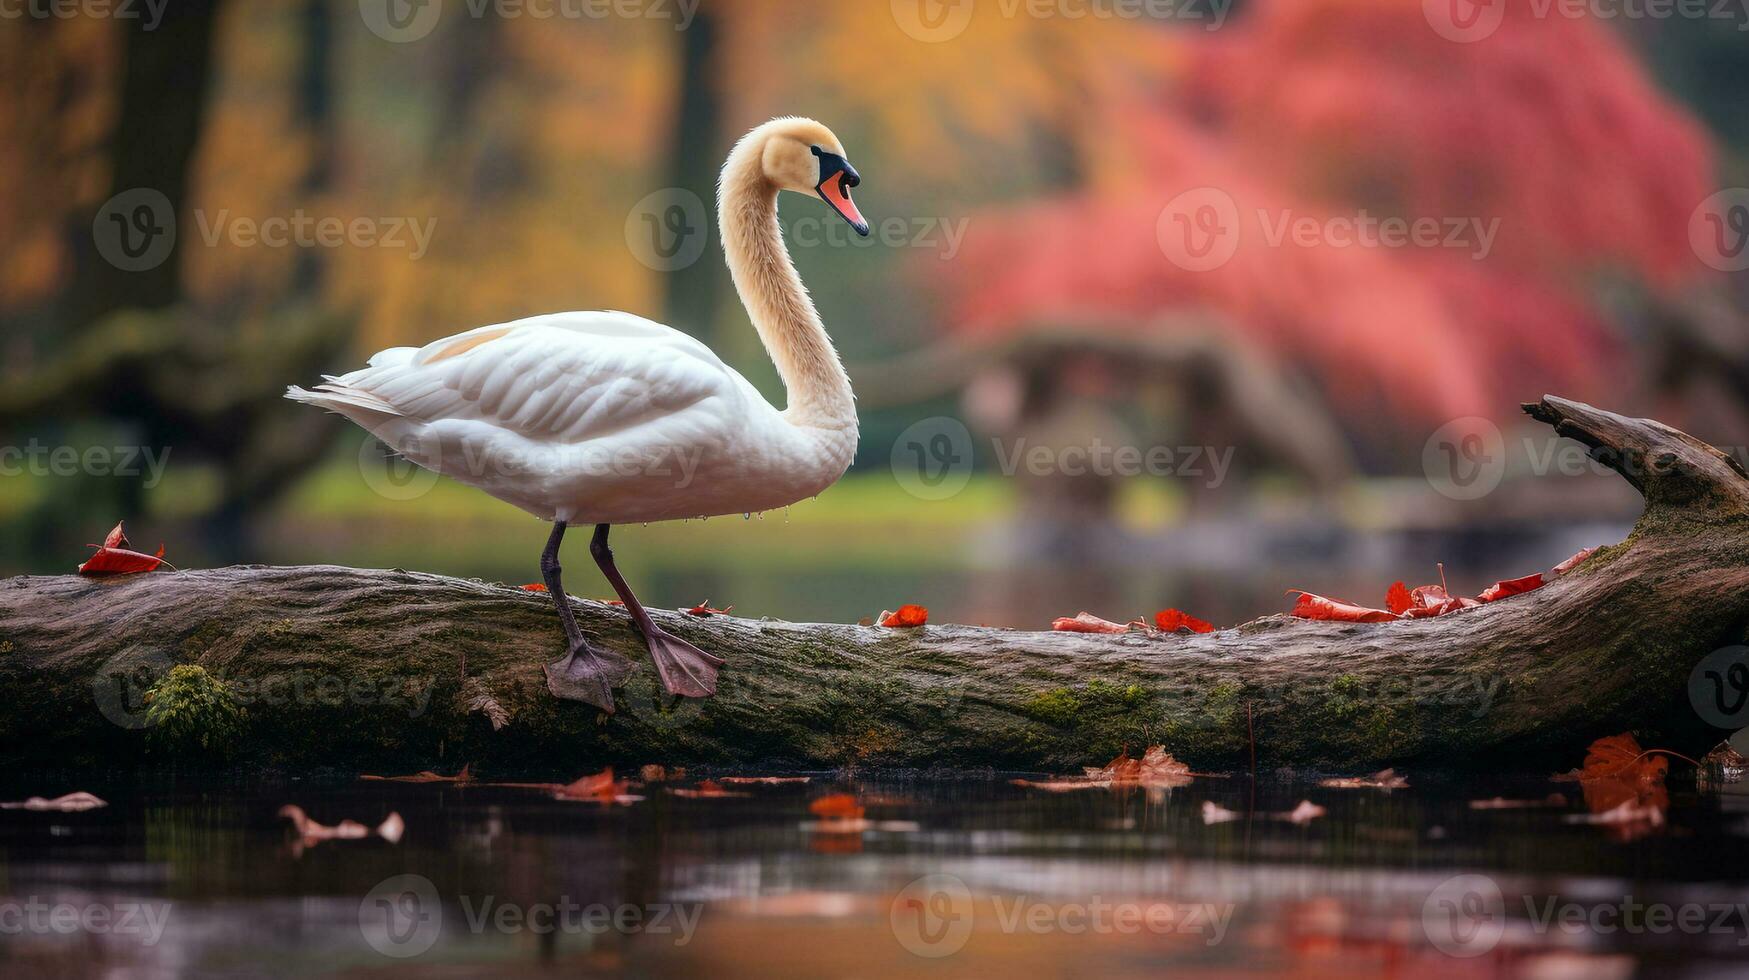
xmin=812 ymin=147 xmax=869 ymax=237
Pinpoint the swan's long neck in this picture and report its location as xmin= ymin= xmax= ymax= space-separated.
xmin=718 ymin=140 xmax=856 ymax=430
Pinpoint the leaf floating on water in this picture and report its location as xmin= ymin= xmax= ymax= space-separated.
xmin=669 ymin=780 xmax=748 ymax=799
xmin=278 ymin=804 xmax=404 ymax=855
xmin=1317 ymin=768 xmax=1408 ymax=790
xmin=1278 ymin=800 xmax=1327 ymax=825
xmin=1561 ymin=733 xmax=1674 ymax=841
xmin=1469 ymin=794 xmax=1569 ymax=810
xmin=1202 ymin=801 xmax=1242 ymax=824
xmin=718 ymin=775 xmax=811 ymax=785
xmin=360 ymin=764 xmax=473 ymax=784
xmin=1013 ymin=745 xmax=1193 ymax=792
xmin=555 ymin=767 xmax=642 ymax=805
xmin=0 ymin=792 xmax=107 ymax=812
xmin=878 ymin=605 xmax=928 ymax=628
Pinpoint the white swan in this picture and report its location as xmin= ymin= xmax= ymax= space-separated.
xmin=287 ymin=117 xmax=867 ymax=712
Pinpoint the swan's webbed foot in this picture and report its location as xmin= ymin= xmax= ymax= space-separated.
xmin=543 ymin=638 xmax=626 ymax=712
xmin=640 ymin=626 xmax=724 ymax=699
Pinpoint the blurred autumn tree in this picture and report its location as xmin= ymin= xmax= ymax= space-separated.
xmin=933 ymin=0 xmax=1736 ymax=465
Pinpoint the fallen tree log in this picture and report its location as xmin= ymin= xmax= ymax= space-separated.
xmin=3 ymin=396 xmax=1746 ymax=774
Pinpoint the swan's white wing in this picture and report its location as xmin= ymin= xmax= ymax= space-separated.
xmin=311 ymin=311 xmax=748 ymax=444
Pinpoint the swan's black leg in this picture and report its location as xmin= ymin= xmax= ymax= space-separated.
xmin=590 ymin=523 xmax=723 ymax=698
xmin=540 ymin=520 xmax=623 ymax=711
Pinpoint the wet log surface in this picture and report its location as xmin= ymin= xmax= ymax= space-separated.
xmin=2 ymin=396 xmax=1746 ymax=774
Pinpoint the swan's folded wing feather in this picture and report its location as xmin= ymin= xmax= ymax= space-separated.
xmin=334 ymin=320 xmax=740 ymax=445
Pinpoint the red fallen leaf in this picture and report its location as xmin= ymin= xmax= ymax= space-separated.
xmin=520 ymin=583 xmax=548 ymax=592
xmin=808 ymin=793 xmax=865 ymax=819
xmin=1478 ymin=572 xmax=1544 ymax=603
xmin=1385 ymin=581 xmax=1413 ymax=616
xmin=1052 ymin=612 xmax=1131 ymax=633
xmin=78 ymin=521 xmax=173 ymax=577
xmin=1288 ymin=591 xmax=1396 ymax=623
xmin=879 ymin=604 xmax=928 ymax=628
xmin=685 ymin=600 xmax=733 ymax=617
xmin=1553 ymin=546 xmax=1599 ymax=575
xmin=1317 ymin=768 xmax=1409 ymax=790
xmin=360 ymin=764 xmax=472 ymax=784
xmin=1154 ymin=608 xmax=1215 ymax=633
xmin=555 ymin=767 xmax=640 ymax=805
xmin=1570 ymin=733 xmax=1673 ymax=841
xmin=1579 ymin=733 xmax=1670 ymax=782
xmin=0 ymin=792 xmax=108 ymax=812
xmin=669 ymin=779 xmax=748 ymax=799
xmin=277 ymin=805 xmax=404 ymax=850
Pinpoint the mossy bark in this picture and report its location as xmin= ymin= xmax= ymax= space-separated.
xmin=3 ymin=397 xmax=1746 ymax=774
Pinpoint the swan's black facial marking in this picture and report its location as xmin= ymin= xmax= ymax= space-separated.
xmin=809 ymin=145 xmax=868 ymax=237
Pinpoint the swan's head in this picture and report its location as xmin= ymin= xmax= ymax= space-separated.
xmin=750 ymin=117 xmax=869 ymax=237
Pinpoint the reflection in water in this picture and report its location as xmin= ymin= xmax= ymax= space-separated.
xmin=2 ymin=772 xmax=1747 ymax=977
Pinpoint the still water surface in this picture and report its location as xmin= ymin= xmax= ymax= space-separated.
xmin=2 ymin=770 xmax=1746 ymax=978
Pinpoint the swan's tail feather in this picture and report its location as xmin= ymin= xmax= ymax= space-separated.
xmin=285 ymin=382 xmax=403 ymax=418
